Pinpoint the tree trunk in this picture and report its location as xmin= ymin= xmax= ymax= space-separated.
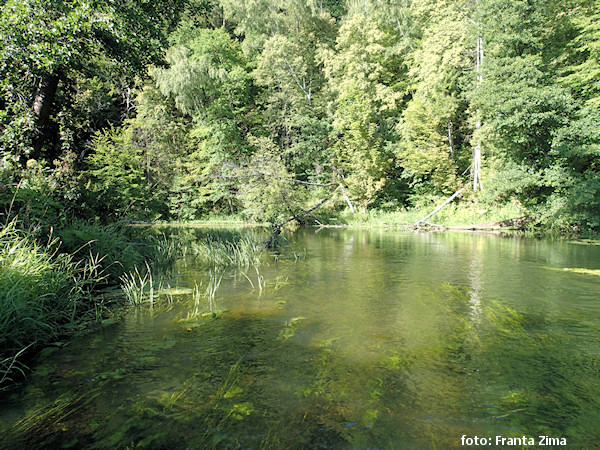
xmin=31 ymin=73 xmax=60 ymax=160
xmin=265 ymin=186 xmax=340 ymax=248
xmin=472 ymin=140 xmax=482 ymax=191
xmin=415 ymin=187 xmax=465 ymax=225
xmin=448 ymin=121 xmax=454 ymax=161
xmin=339 ymin=184 xmax=356 ymax=214
xmin=472 ymin=36 xmax=483 ymax=191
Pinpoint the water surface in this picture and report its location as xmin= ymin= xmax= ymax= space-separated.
xmin=2 ymin=228 xmax=599 ymax=448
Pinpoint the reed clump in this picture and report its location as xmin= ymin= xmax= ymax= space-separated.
xmin=119 ymin=262 xmax=155 ymax=306
xmin=191 ymin=231 xmax=266 ymax=269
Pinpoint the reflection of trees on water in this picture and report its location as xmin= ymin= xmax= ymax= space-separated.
xmin=468 ymin=241 xmax=484 ymax=322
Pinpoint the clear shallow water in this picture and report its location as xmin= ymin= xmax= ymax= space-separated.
xmin=2 ymin=228 xmax=600 ymax=448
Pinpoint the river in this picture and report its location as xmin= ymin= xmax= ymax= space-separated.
xmin=1 ymin=228 xmax=599 ymax=448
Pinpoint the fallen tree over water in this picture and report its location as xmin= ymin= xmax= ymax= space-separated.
xmin=265 ymin=186 xmax=341 ymax=248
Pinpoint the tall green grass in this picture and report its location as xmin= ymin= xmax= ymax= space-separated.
xmin=119 ymin=263 xmax=155 ymax=306
xmin=57 ymin=220 xmax=147 ymax=284
xmin=189 ymin=229 xmax=266 ymax=269
xmin=0 ymin=221 xmax=103 ymax=387
xmin=1 ymin=222 xmax=271 ymax=387
xmin=116 ymin=228 xmax=267 ymax=306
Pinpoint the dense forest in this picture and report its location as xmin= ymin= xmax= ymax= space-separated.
xmin=1 ymin=0 xmax=599 ymax=232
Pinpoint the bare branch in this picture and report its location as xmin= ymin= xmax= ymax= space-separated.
xmin=283 ymin=57 xmax=312 ymax=105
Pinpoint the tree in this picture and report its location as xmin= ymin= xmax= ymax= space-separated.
xmin=319 ymin=14 xmax=403 ymax=210
xmin=235 ymin=136 xmax=307 ymax=224
xmin=152 ymin=27 xmax=253 ymax=211
xmin=469 ymin=0 xmax=588 ymax=229
xmin=220 ymin=0 xmax=337 ymax=54
xmin=472 ymin=0 xmax=576 ymax=163
xmin=82 ymin=83 xmax=193 ymax=222
xmin=0 ymin=0 xmax=187 ymax=165
xmin=396 ymin=0 xmax=472 ymax=197
xmin=561 ymin=0 xmax=600 ymax=110
xmin=545 ymin=0 xmax=600 ymax=230
xmin=251 ymin=15 xmax=336 ymax=182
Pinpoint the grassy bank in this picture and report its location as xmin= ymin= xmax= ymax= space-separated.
xmin=0 ymin=221 xmax=271 ymax=388
xmin=306 ymin=199 xmax=521 ymax=229
xmin=0 ymin=220 xmax=173 ymax=388
xmin=0 ymin=221 xmax=102 ymax=386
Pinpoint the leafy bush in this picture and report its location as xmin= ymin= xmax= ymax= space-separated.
xmin=0 ymin=159 xmax=77 ymax=228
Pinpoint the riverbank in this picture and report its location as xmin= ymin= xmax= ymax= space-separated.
xmin=0 ymin=219 xmax=178 ymax=388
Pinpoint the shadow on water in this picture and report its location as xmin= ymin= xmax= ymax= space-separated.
xmin=2 ymin=228 xmax=600 ymax=448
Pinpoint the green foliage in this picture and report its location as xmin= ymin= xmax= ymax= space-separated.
xmin=168 ymin=176 xmax=206 ymax=221
xmin=473 ymin=0 xmax=577 ymax=162
xmin=474 ymin=55 xmax=574 ymax=164
xmin=542 ymin=107 xmax=600 ymax=231
xmin=0 ymin=0 xmax=187 ymax=161
xmin=236 ymin=136 xmax=307 ymax=224
xmin=252 ymin=22 xmax=335 ymax=181
xmin=1 ymin=0 xmax=600 ymax=232
xmin=477 ymin=158 xmax=545 ymax=206
xmin=220 ymin=0 xmax=337 ymax=54
xmin=153 ymin=28 xmax=250 ymax=119
xmin=0 ymin=158 xmax=79 ymax=228
xmin=320 ymin=14 xmax=402 ymax=209
xmin=152 ymin=27 xmax=254 ymax=212
xmin=396 ymin=0 xmax=471 ymax=196
xmin=56 ymin=220 xmax=148 ymax=284
xmin=397 ymin=97 xmax=458 ymax=194
xmin=561 ymin=2 xmax=600 ymax=109
xmin=84 ymin=127 xmax=161 ymax=220
xmin=464 ymin=0 xmax=599 ymax=231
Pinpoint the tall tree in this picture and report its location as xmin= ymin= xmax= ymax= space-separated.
xmin=560 ymin=0 xmax=600 ymax=110
xmin=320 ymin=14 xmax=403 ymax=209
xmin=251 ymin=11 xmax=337 ymax=182
xmin=396 ymin=0 xmax=471 ymax=197
xmin=469 ymin=0 xmax=581 ymax=228
xmin=220 ymin=0 xmax=338 ymax=54
xmin=472 ymin=0 xmax=575 ymax=164
xmin=152 ymin=27 xmax=253 ymax=210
